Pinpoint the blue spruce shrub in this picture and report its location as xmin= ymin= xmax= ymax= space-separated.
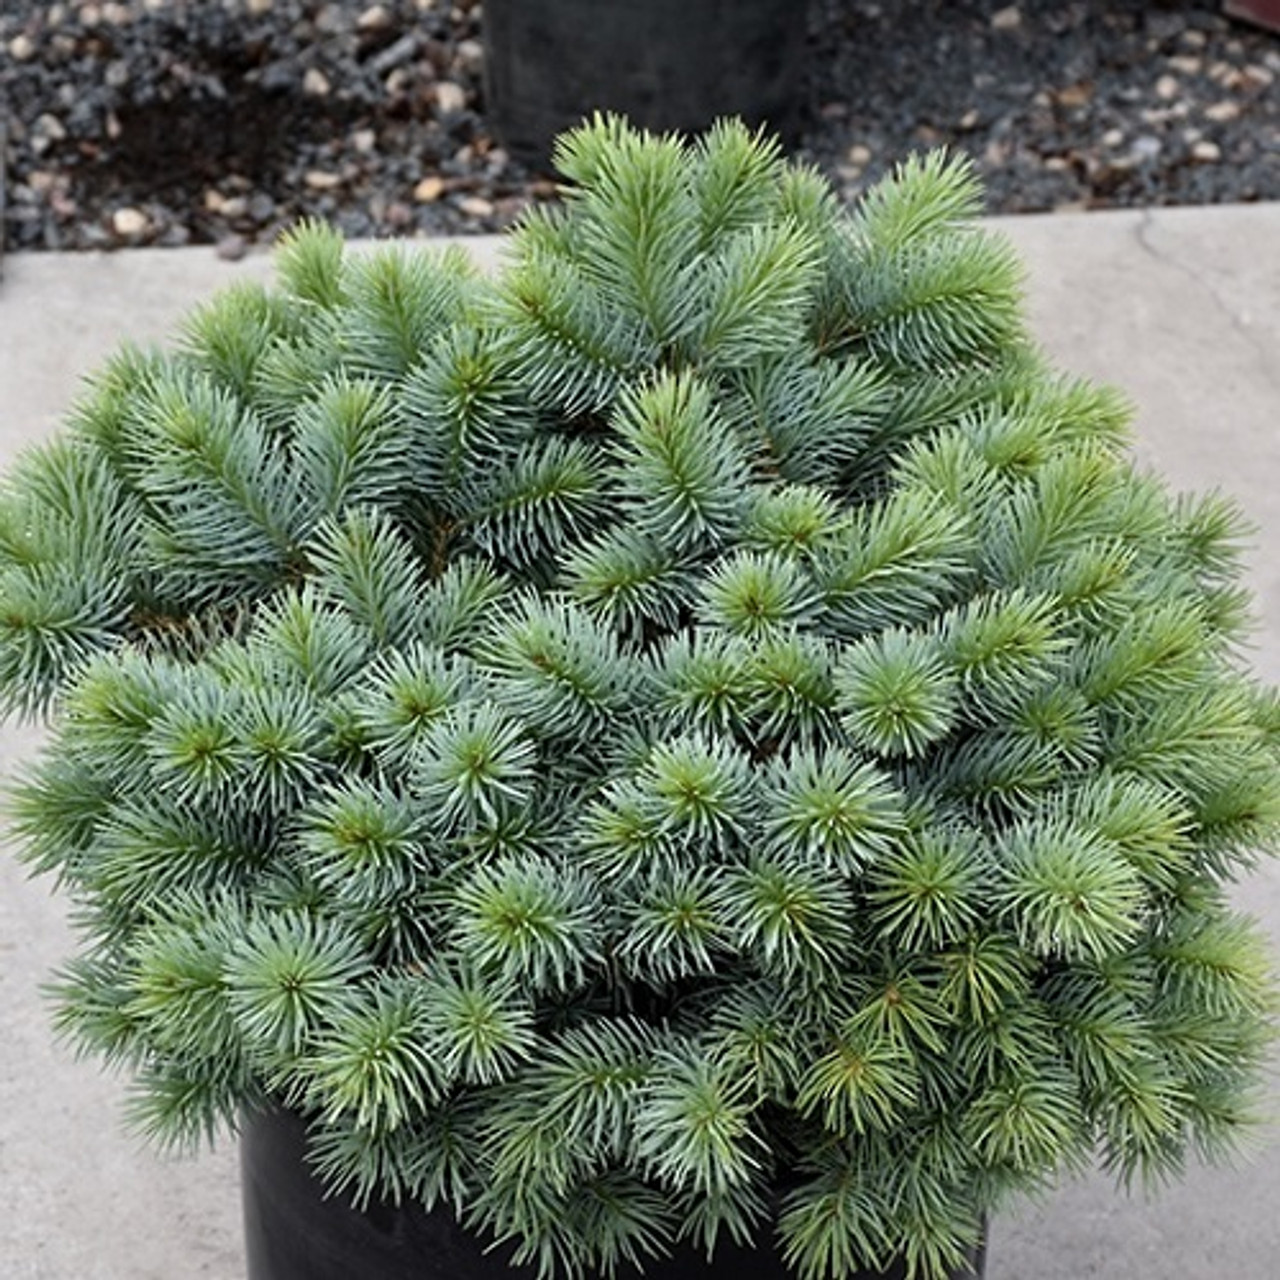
xmin=3 ymin=118 xmax=1278 ymax=1279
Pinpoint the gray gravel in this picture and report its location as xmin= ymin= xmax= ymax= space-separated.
xmin=806 ymin=1 xmax=1280 ymax=216
xmin=2 ymin=0 xmax=1279 ymax=254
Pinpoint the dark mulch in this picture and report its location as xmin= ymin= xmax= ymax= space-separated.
xmin=2 ymin=0 xmax=1278 ymax=254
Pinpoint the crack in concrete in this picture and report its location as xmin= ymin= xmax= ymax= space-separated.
xmin=1133 ymin=207 xmax=1280 ymax=391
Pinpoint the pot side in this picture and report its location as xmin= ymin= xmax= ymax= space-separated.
xmin=240 ymin=1108 xmax=986 ymax=1280
xmin=482 ymin=0 xmax=809 ymax=166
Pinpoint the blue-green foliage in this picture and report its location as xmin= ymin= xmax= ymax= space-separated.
xmin=4 ymin=117 xmax=1279 ymax=1280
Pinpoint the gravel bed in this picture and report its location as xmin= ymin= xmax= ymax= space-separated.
xmin=2 ymin=0 xmax=1279 ymax=254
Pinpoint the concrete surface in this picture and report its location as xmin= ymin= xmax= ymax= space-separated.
xmin=2 ymin=205 xmax=1279 ymax=1279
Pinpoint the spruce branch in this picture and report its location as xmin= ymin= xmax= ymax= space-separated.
xmin=610 ymin=369 xmax=751 ymax=554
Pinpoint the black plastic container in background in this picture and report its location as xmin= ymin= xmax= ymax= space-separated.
xmin=241 ymin=1106 xmax=987 ymax=1280
xmin=482 ymin=0 xmax=810 ymax=167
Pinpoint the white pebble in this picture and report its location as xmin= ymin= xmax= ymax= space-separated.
xmin=303 ymin=67 xmax=331 ymax=97
xmin=457 ymin=195 xmax=495 ymax=219
xmin=384 ymin=67 xmax=412 ymax=95
xmin=456 ymin=38 xmax=485 ymax=75
xmin=112 ymin=207 xmax=149 ymax=237
xmin=357 ymin=4 xmax=393 ymax=31
xmin=36 ymin=112 xmax=67 ymax=138
xmin=435 ymin=81 xmax=468 ymax=114
xmin=413 ymin=176 xmax=445 ymax=203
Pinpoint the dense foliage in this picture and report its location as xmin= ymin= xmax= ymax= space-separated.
xmin=4 ymin=117 xmax=1278 ymax=1280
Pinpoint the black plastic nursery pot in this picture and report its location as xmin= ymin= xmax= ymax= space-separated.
xmin=241 ymin=1107 xmax=986 ymax=1280
xmin=482 ymin=0 xmax=809 ymax=166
